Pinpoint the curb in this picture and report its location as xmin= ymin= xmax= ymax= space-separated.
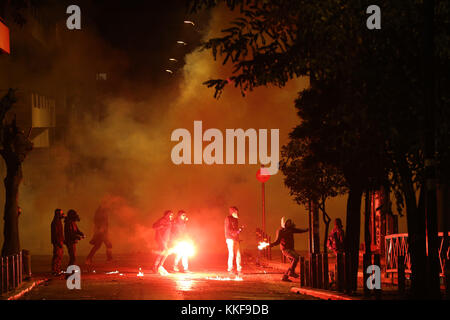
xmin=4 ymin=278 xmax=47 ymax=300
xmin=260 ymin=258 xmax=361 ymax=300
xmin=290 ymin=287 xmax=360 ymax=300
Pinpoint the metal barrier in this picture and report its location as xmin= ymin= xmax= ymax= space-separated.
xmin=385 ymin=232 xmax=449 ymax=277
xmin=300 ymin=253 xmax=330 ymax=290
xmin=0 ymin=251 xmax=23 ymax=295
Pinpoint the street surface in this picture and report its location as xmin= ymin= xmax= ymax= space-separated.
xmin=21 ymin=253 xmax=318 ymax=300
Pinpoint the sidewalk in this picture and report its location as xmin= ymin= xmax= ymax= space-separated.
xmin=1 ymin=278 xmax=48 ymax=300
xmin=256 ymin=250 xmax=405 ymax=300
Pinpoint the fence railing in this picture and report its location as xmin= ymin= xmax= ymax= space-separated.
xmin=385 ymin=232 xmax=449 ymax=277
xmin=1 ymin=252 xmax=23 ymax=295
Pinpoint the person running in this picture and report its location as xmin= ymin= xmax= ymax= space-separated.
xmin=269 ymin=217 xmax=308 ymax=282
xmin=152 ymin=210 xmax=174 ymax=275
xmin=85 ymin=205 xmax=113 ymax=265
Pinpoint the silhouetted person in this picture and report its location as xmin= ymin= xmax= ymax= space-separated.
xmin=51 ymin=209 xmax=65 ymax=275
xmin=225 ymin=206 xmax=243 ymax=274
xmin=327 ymin=218 xmax=345 ymax=254
xmin=85 ymin=205 xmax=113 ymax=265
xmin=270 ymin=217 xmax=308 ymax=282
xmin=64 ymin=209 xmax=84 ymax=267
xmin=171 ymin=210 xmax=190 ymax=272
xmin=152 ymin=210 xmax=174 ymax=274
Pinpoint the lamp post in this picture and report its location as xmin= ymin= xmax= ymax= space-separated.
xmin=256 ymin=167 xmax=270 ymax=233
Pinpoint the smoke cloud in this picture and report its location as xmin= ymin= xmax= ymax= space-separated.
xmin=1 ymin=3 xmax=351 ymax=261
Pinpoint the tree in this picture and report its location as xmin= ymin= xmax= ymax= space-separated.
xmin=0 ymin=89 xmax=33 ymax=256
xmin=280 ymin=102 xmax=347 ymax=253
xmin=189 ymin=0 xmax=449 ymax=296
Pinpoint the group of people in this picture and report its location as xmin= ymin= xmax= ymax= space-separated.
xmin=224 ymin=205 xmax=310 ymax=282
xmin=50 ymin=205 xmax=113 ymax=275
xmin=226 ymin=206 xmax=345 ymax=283
xmin=50 ymin=201 xmax=345 ymax=283
xmin=152 ymin=210 xmax=190 ymax=274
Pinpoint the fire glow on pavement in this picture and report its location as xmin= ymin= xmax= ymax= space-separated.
xmin=206 ymin=276 xmax=243 ymax=281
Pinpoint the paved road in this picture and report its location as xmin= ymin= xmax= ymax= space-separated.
xmin=21 ymin=254 xmax=318 ymax=300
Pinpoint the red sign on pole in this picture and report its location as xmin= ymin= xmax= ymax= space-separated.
xmin=256 ymin=167 xmax=270 ymax=183
xmin=0 ymin=20 xmax=10 ymax=54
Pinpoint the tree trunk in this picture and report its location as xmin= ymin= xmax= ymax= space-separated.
xmin=0 ymin=90 xmax=33 ymax=257
xmin=320 ymin=199 xmax=331 ymax=254
xmin=399 ymin=156 xmax=427 ymax=298
xmin=1 ymin=158 xmax=22 ymax=256
xmin=345 ymin=182 xmax=363 ymax=293
xmin=311 ymin=199 xmax=320 ymax=254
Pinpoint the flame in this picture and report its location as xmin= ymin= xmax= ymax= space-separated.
xmin=171 ymin=240 xmax=196 ymax=257
xmin=258 ymin=241 xmax=270 ymax=250
xmin=137 ymin=267 xmax=144 ymax=277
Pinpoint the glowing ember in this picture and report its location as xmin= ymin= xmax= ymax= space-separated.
xmin=137 ymin=268 xmax=144 ymax=277
xmin=206 ymin=276 xmax=243 ymax=281
xmin=172 ymin=240 xmax=196 ymax=257
xmin=258 ymin=241 xmax=270 ymax=250
xmin=106 ymin=270 xmax=119 ymax=274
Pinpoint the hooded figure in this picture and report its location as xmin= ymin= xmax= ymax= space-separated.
xmin=327 ymin=218 xmax=345 ymax=254
xmin=85 ymin=205 xmax=113 ymax=265
xmin=224 ymin=206 xmax=243 ymax=274
xmin=64 ymin=209 xmax=85 ymax=267
xmin=152 ymin=210 xmax=174 ymax=274
xmin=51 ymin=209 xmax=65 ymax=275
xmin=269 ymin=216 xmax=308 ymax=282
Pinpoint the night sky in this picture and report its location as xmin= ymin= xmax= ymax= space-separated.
xmin=88 ymin=0 xmax=202 ymax=88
